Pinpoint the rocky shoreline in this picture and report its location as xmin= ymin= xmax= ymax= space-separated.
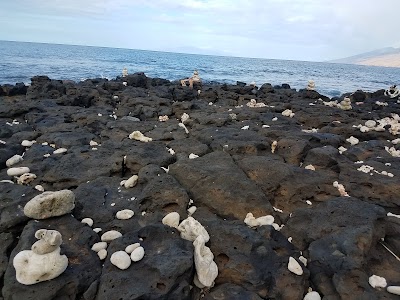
xmin=0 ymin=73 xmax=400 ymax=300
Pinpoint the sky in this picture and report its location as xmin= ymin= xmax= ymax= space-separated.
xmin=1 ymin=0 xmax=400 ymax=61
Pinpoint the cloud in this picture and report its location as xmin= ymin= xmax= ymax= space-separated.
xmin=1 ymin=0 xmax=400 ymax=60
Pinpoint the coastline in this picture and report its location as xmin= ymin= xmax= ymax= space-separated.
xmin=1 ymin=73 xmax=400 ymax=299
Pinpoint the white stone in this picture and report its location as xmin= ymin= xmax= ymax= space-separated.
xmin=346 ymin=136 xmax=359 ymax=145
xmin=53 ymin=148 xmax=67 ymax=154
xmin=17 ymin=173 xmax=37 ymax=185
xmin=288 ymin=257 xmax=303 ymax=275
xmin=181 ymin=113 xmax=190 ymax=124
xmin=188 ymin=206 xmax=197 ymax=215
xmin=91 ymin=242 xmax=107 ymax=252
xmin=101 ymin=230 xmax=122 ymax=242
xmin=244 ymin=213 xmax=274 ymax=228
xmin=7 ymin=167 xmax=30 ymax=176
xmin=282 ymin=109 xmax=295 ymax=118
xmin=305 ymin=165 xmax=315 ymax=171
xmin=241 ymin=125 xmax=249 ymax=130
xmin=159 ymin=115 xmax=169 ymax=122
xmin=13 ymin=248 xmax=68 ymax=285
xmin=338 ymin=146 xmax=347 ymax=154
xmin=299 ymin=256 xmax=307 ymax=266
xmin=365 ymin=120 xmax=376 ymax=128
xmin=21 ymin=140 xmax=36 ymax=147
xmin=178 ymin=216 xmax=210 ymax=242
xmin=125 ymin=243 xmax=140 ymax=254
xmin=369 ymin=275 xmax=387 ymax=288
xmin=116 ymin=209 xmax=134 ymax=220
xmin=189 ymin=153 xmax=199 ymax=159
xmin=303 ymin=291 xmax=321 ymax=300
xmin=93 ymin=228 xmax=102 ymax=233
xmin=162 ymin=212 xmax=180 ymax=228
xmin=387 ymin=286 xmax=400 ymax=295
xmin=271 ymin=141 xmax=278 ymax=153
xmin=272 ymin=117 xmax=278 ymax=121
xmin=193 ymin=235 xmax=218 ymax=288
xmin=81 ymin=218 xmax=94 ymax=227
xmin=24 ymin=190 xmax=75 ymax=219
xmin=111 ymin=251 xmax=131 ymax=270
xmin=129 ymin=131 xmax=152 ymax=142
xmin=34 ymin=185 xmax=44 ymax=192
xmin=6 ymin=154 xmax=24 ymax=167
xmin=178 ymin=122 xmax=189 ymax=134
xmin=124 ymin=175 xmax=138 ymax=188
xmin=89 ymin=140 xmax=98 ymax=146
xmin=130 ymin=246 xmax=145 ymax=262
xmin=387 ymin=212 xmax=400 ymax=219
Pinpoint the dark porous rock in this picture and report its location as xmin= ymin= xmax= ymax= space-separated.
xmin=282 ymin=197 xmax=386 ymax=299
xmin=96 ymin=224 xmax=194 ymax=300
xmin=169 ymin=151 xmax=273 ymax=219
xmin=0 ymin=233 xmax=14 ymax=284
xmin=2 ymin=83 xmax=28 ymax=96
xmin=139 ymin=172 xmax=190 ymax=216
xmin=204 ymin=283 xmax=263 ymax=300
xmin=194 ymin=208 xmax=307 ymax=299
xmin=2 ymin=215 xmax=101 ymax=300
xmin=303 ymin=145 xmax=340 ymax=171
xmin=275 ymin=137 xmax=311 ymax=165
xmin=73 ymin=176 xmax=141 ymax=231
xmin=124 ymin=72 xmax=148 ymax=88
xmin=237 ymin=155 xmax=337 ymax=213
xmin=0 ymin=184 xmax=38 ymax=232
xmin=1 ymin=75 xmax=399 ymax=299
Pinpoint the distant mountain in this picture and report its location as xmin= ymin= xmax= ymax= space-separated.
xmin=329 ymin=47 xmax=400 ymax=68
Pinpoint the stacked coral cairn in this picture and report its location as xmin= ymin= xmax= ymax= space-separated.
xmin=0 ymin=74 xmax=400 ymax=299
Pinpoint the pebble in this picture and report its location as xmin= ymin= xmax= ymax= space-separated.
xmin=116 ymin=209 xmax=134 ymax=220
xmin=81 ymin=218 xmax=94 ymax=227
xmin=162 ymin=212 xmax=180 ymax=228
xmin=35 ymin=185 xmax=44 ymax=192
xmin=17 ymin=173 xmax=37 ymax=185
xmin=53 ymin=148 xmax=67 ymax=154
xmin=369 ymin=275 xmax=387 ymax=288
xmin=7 ymin=167 xmax=30 ymax=177
xmin=6 ymin=154 xmax=24 ymax=167
xmin=124 ymin=175 xmax=138 ymax=188
xmin=21 ymin=140 xmax=36 ymax=147
xmin=387 ymin=286 xmax=400 ymax=295
xmin=130 ymin=246 xmax=145 ymax=262
xmin=189 ymin=153 xmax=199 ymax=159
xmin=93 ymin=228 xmax=102 ymax=233
xmin=288 ymin=257 xmax=303 ymax=275
xmin=111 ymin=251 xmax=131 ymax=270
xmin=188 ymin=206 xmax=197 ymax=215
xmin=125 ymin=243 xmax=140 ymax=254
xmin=101 ymin=230 xmax=122 ymax=242
xmin=91 ymin=242 xmax=108 ymax=252
xmin=303 ymin=291 xmax=321 ymax=300
xmin=97 ymin=249 xmax=107 ymax=260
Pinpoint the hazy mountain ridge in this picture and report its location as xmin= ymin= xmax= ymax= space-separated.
xmin=329 ymin=47 xmax=400 ymax=68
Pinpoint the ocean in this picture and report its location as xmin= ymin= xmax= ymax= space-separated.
xmin=1 ymin=40 xmax=399 ymax=98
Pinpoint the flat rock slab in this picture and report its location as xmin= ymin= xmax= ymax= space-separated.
xmin=169 ymin=151 xmax=273 ymax=220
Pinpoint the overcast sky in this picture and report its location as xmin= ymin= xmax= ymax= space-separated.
xmin=1 ymin=0 xmax=399 ymax=61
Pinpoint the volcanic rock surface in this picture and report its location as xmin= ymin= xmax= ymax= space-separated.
xmin=1 ymin=73 xmax=400 ymax=299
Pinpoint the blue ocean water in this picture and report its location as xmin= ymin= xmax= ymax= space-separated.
xmin=1 ymin=40 xmax=399 ymax=98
